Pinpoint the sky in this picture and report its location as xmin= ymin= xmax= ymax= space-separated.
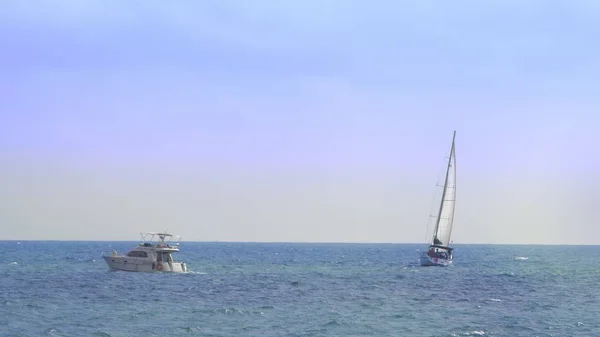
xmin=0 ymin=0 xmax=599 ymax=244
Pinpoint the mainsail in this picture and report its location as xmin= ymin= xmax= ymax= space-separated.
xmin=431 ymin=131 xmax=456 ymax=247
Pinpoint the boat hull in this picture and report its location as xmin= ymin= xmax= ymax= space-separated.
xmin=419 ymin=253 xmax=452 ymax=267
xmin=103 ymin=256 xmax=188 ymax=273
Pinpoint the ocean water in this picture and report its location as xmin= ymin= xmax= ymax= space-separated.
xmin=1 ymin=242 xmax=599 ymax=337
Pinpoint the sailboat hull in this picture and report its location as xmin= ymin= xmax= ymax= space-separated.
xmin=419 ymin=252 xmax=453 ymax=267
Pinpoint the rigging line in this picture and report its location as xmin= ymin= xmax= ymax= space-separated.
xmin=424 ymin=157 xmax=447 ymax=243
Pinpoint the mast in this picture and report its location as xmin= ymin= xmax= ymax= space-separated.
xmin=432 ymin=131 xmax=456 ymax=245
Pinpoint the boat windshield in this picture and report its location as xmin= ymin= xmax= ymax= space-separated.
xmin=156 ymin=251 xmax=175 ymax=263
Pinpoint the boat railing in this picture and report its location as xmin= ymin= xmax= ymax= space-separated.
xmin=139 ymin=232 xmax=182 ymax=245
xmin=138 ymin=242 xmax=179 ymax=247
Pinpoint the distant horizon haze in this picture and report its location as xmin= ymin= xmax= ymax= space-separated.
xmin=1 ymin=1 xmax=598 ymax=244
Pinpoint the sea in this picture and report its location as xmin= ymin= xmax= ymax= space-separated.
xmin=1 ymin=241 xmax=598 ymax=337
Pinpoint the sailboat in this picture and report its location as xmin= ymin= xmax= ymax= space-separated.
xmin=420 ymin=131 xmax=457 ymax=267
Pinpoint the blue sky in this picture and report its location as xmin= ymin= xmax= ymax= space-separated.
xmin=0 ymin=1 xmax=599 ymax=243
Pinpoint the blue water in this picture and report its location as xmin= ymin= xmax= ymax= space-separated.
xmin=1 ymin=242 xmax=599 ymax=337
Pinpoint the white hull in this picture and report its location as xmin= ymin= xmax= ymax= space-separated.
xmin=419 ymin=253 xmax=452 ymax=267
xmin=103 ymin=256 xmax=188 ymax=273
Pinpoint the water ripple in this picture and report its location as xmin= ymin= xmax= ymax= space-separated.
xmin=0 ymin=242 xmax=599 ymax=336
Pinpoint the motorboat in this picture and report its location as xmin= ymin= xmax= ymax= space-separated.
xmin=103 ymin=232 xmax=188 ymax=273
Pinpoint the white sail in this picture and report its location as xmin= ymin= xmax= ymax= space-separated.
xmin=432 ymin=132 xmax=456 ymax=247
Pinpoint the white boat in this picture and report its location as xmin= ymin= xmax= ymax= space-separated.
xmin=420 ymin=131 xmax=457 ymax=267
xmin=103 ymin=232 xmax=188 ymax=273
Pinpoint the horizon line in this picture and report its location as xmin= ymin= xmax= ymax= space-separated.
xmin=1 ymin=239 xmax=598 ymax=246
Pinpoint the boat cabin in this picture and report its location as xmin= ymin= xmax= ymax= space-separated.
xmin=427 ymin=245 xmax=453 ymax=260
xmin=122 ymin=232 xmax=182 ymax=263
